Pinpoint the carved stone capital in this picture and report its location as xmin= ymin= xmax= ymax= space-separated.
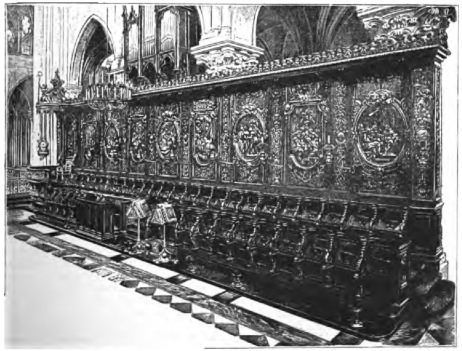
xmin=191 ymin=40 xmax=264 ymax=76
xmin=357 ymin=6 xmax=456 ymax=47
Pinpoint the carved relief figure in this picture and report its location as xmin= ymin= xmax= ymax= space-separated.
xmin=291 ymin=109 xmax=321 ymax=168
xmin=156 ymin=110 xmax=180 ymax=162
xmin=234 ymin=114 xmax=267 ymax=164
xmin=193 ymin=114 xmax=217 ymax=165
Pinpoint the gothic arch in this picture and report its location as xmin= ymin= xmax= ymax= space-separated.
xmin=7 ymin=76 xmax=33 ymax=168
xmin=70 ymin=15 xmax=114 ymax=86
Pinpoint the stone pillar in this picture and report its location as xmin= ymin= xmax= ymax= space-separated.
xmin=192 ymin=5 xmax=264 ymax=75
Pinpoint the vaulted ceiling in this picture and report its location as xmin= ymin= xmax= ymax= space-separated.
xmin=256 ymin=6 xmax=369 ymax=62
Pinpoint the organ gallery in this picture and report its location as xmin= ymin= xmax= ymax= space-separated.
xmin=6 ymin=4 xmax=457 ymax=344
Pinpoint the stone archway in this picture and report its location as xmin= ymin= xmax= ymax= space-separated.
xmin=7 ymin=76 xmax=33 ymax=168
xmin=70 ymin=16 xmax=114 ymax=86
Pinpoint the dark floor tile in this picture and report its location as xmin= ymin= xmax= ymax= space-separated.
xmin=110 ymin=254 xmax=130 ymax=263
xmin=14 ymin=233 xmax=31 ymax=241
xmin=29 ymin=241 xmax=60 ymax=253
xmin=120 ymin=280 xmax=140 ymax=288
xmin=215 ymin=323 xmax=240 ymax=336
xmin=192 ymin=313 xmax=215 ymax=324
xmin=331 ymin=331 xmax=363 ymax=345
xmin=82 ymin=262 xmax=103 ymax=271
xmin=171 ymin=302 xmax=192 ymax=313
xmin=240 ymin=335 xmax=269 ymax=346
xmin=152 ymin=295 xmax=172 ymax=304
xmin=52 ymin=250 xmax=70 ymax=257
xmin=213 ymin=291 xmax=241 ymax=304
xmin=135 ymin=286 xmax=157 ymax=296
xmin=62 ymin=255 xmax=86 ymax=266
xmin=166 ymin=274 xmax=191 ymax=285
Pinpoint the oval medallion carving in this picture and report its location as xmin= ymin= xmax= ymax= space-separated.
xmin=233 ymin=112 xmax=268 ymax=165
xmin=354 ymin=90 xmax=408 ymax=168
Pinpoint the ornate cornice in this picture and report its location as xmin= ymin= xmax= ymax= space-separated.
xmin=358 ymin=6 xmax=456 ymax=47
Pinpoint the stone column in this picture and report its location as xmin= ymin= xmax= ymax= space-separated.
xmin=192 ymin=5 xmax=264 ymax=75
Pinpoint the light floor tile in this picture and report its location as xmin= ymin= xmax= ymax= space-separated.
xmin=232 ymin=297 xmax=339 ymax=342
xmin=360 ymin=340 xmax=385 ymax=346
xmin=266 ymin=336 xmax=281 ymax=347
xmin=181 ymin=279 xmax=226 ymax=297
xmin=191 ymin=304 xmax=211 ymax=314
xmin=214 ymin=314 xmax=235 ymax=325
xmin=153 ymin=288 xmax=170 ymax=296
xmin=25 ymin=223 xmax=58 ymax=234
xmin=55 ymin=234 xmax=120 ymax=257
xmin=238 ymin=325 xmax=261 ymax=336
xmin=122 ymin=257 xmax=179 ymax=279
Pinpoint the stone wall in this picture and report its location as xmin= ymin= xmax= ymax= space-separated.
xmin=8 ymin=55 xmax=33 ymax=97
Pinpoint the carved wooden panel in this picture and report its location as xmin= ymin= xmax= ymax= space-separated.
xmin=353 ymin=76 xmax=412 ymax=196
xmin=81 ymin=111 xmax=100 ymax=170
xmin=128 ymin=106 xmax=147 ymax=174
xmin=146 ymin=105 xmax=157 ymax=175
xmin=157 ymin=104 xmax=180 ymax=177
xmin=285 ymin=83 xmax=329 ymax=188
xmin=192 ymin=98 xmax=218 ymax=180
xmin=331 ymin=81 xmax=351 ymax=191
xmin=411 ymin=67 xmax=435 ymax=200
xmin=104 ymin=110 xmax=127 ymax=173
xmin=269 ymin=88 xmax=284 ymax=186
xmin=232 ymin=91 xmax=269 ymax=184
xmin=220 ymin=95 xmax=233 ymax=183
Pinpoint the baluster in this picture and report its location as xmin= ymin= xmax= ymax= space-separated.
xmin=167 ymin=184 xmax=176 ymax=201
xmin=189 ymin=213 xmax=202 ymax=250
xmin=206 ymin=187 xmax=215 ymax=208
xmin=269 ymin=222 xmax=283 ymax=273
xmin=294 ymin=224 xmax=308 ymax=279
xmin=246 ymin=218 xmax=260 ymax=268
xmin=155 ymin=181 xmax=165 ymax=198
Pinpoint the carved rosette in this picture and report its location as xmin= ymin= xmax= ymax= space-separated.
xmin=332 ymin=82 xmax=349 ymax=190
xmin=128 ymin=107 xmax=147 ymax=174
xmin=157 ymin=105 xmax=180 ymax=176
xmin=412 ymin=67 xmax=434 ymax=199
xmin=192 ymin=99 xmax=218 ymax=180
xmin=233 ymin=91 xmax=268 ymax=184
xmin=285 ymin=83 xmax=327 ymax=188
xmin=269 ymin=88 xmax=283 ymax=185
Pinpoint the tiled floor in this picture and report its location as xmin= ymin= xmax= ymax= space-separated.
xmin=6 ymin=210 xmax=456 ymax=348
